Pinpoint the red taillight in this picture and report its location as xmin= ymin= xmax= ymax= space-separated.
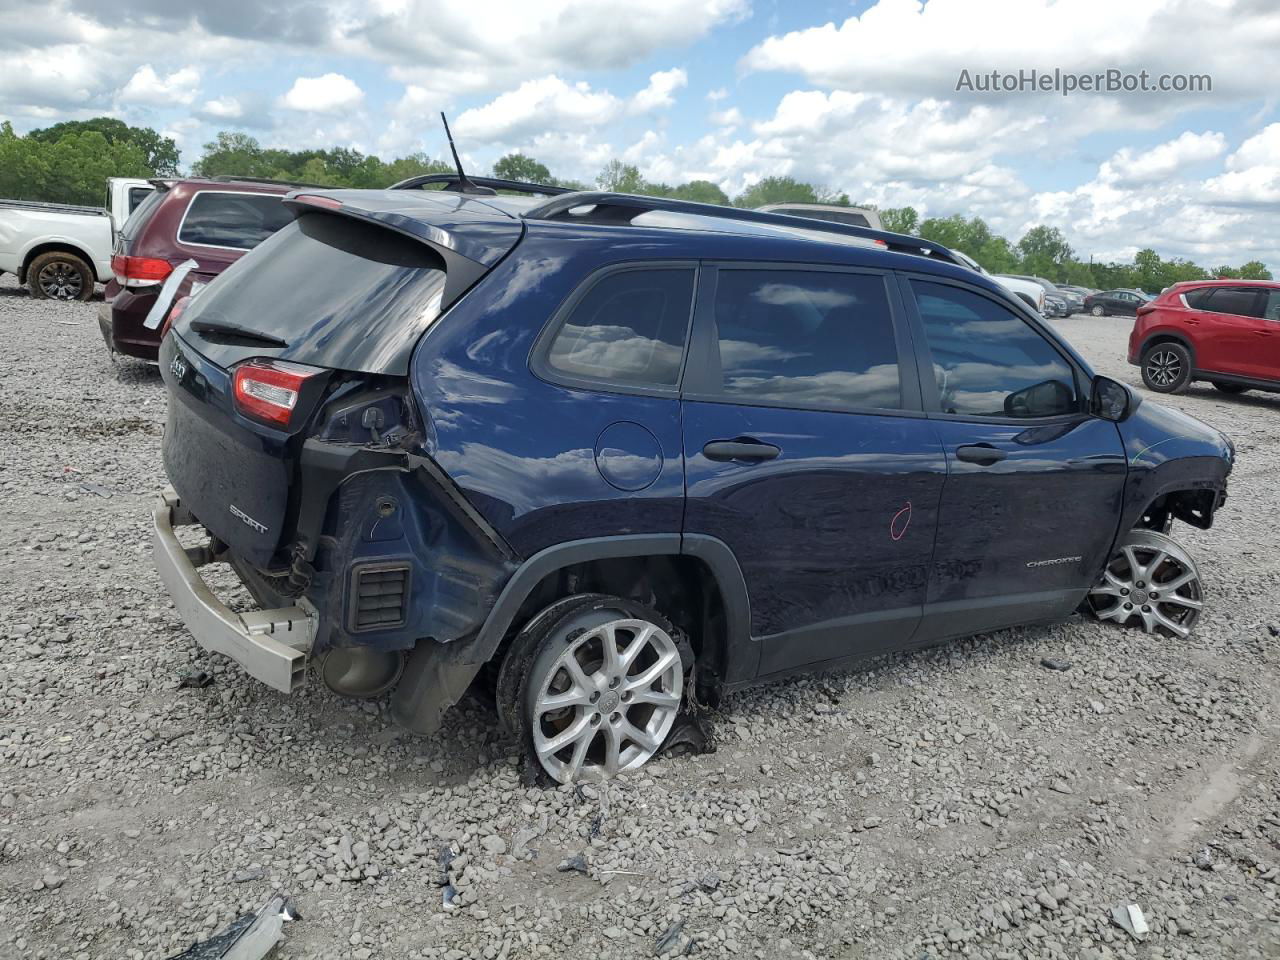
xmin=159 ymin=295 xmax=191 ymax=339
xmin=232 ymin=359 xmax=322 ymax=428
xmin=112 ymin=254 xmax=173 ymax=286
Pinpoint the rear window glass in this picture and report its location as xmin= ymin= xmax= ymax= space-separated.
xmin=178 ymin=212 xmax=448 ymax=375
xmin=178 ymin=191 xmax=293 ymax=250
xmin=119 ymin=187 xmax=165 ymax=241
xmin=1201 ymin=286 xmax=1262 ymax=317
xmin=545 ymin=268 xmax=695 ymax=388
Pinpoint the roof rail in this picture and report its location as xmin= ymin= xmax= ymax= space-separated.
xmin=390 ymin=173 xmax=572 ymax=196
xmin=207 ymin=175 xmax=333 ymax=189
xmin=521 ymin=191 xmax=965 ymax=265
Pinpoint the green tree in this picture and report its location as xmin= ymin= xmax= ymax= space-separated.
xmin=732 ymin=175 xmax=820 ymax=208
xmin=879 ymin=206 xmax=919 ymax=235
xmin=1239 ymin=260 xmax=1273 ymax=280
xmin=668 ymin=180 xmax=729 ymax=205
xmin=596 ymin=160 xmax=648 ymax=193
xmin=1017 ymin=225 xmax=1074 ymax=280
xmin=0 ymin=124 xmax=151 ymax=205
xmin=28 ymin=116 xmax=179 ymax=175
xmin=192 ymin=132 xmax=269 ymax=178
xmin=493 ymin=153 xmax=553 ymax=184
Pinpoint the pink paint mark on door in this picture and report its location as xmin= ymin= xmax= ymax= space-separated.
xmin=890 ymin=501 xmax=912 ymax=541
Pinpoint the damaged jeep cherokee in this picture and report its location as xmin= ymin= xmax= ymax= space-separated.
xmin=153 ymin=180 xmax=1233 ymax=783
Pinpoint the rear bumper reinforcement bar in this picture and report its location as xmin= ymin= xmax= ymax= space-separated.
xmin=152 ymin=488 xmax=314 ymax=693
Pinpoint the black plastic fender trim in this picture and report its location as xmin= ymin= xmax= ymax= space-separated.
xmin=461 ymin=533 xmax=755 ymax=681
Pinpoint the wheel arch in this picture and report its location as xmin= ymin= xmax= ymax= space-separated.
xmin=21 ymin=241 xmax=101 ymax=283
xmin=1138 ymin=330 xmax=1196 ymax=366
xmin=473 ymin=534 xmax=753 ymax=688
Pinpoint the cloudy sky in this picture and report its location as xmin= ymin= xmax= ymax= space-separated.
xmin=4 ymin=0 xmax=1280 ymax=267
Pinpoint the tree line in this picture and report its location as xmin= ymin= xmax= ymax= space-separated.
xmin=0 ymin=117 xmax=1270 ymax=288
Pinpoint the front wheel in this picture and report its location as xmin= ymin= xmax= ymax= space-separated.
xmin=1090 ymin=304 xmax=1105 ymax=316
xmin=497 ymin=595 xmax=688 ymax=784
xmin=1087 ymin=529 xmax=1203 ymax=638
xmin=1141 ymin=342 xmax=1192 ymax=394
xmin=28 ymin=251 xmax=93 ymax=301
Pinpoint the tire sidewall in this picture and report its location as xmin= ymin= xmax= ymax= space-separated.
xmin=29 ymin=252 xmax=93 ymax=302
xmin=1141 ymin=342 xmax=1192 ymax=394
xmin=500 ymin=594 xmax=686 ymax=784
xmin=1091 ymin=305 xmax=1104 ymax=316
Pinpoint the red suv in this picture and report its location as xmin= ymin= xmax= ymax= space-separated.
xmin=1128 ymin=279 xmax=1280 ymax=395
xmin=99 ymin=178 xmax=295 ymax=361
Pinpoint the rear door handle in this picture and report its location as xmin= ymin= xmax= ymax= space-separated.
xmin=956 ymin=443 xmax=1007 ymax=465
xmin=702 ymin=439 xmax=781 ymax=462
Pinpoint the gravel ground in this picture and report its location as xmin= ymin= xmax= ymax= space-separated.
xmin=2 ymin=274 xmax=1279 ymax=960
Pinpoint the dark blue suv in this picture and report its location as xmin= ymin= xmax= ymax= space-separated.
xmin=153 ymin=178 xmax=1233 ymax=784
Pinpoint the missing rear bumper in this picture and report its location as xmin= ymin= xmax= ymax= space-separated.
xmin=152 ymin=488 xmax=315 ymax=693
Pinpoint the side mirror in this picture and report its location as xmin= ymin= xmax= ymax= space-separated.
xmin=1004 ymin=379 xmax=1074 ymax=418
xmin=1091 ymin=375 xmax=1135 ymax=421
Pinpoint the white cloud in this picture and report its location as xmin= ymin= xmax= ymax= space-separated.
xmin=119 ymin=64 xmax=200 ymax=106
xmin=354 ymin=0 xmax=745 ymax=98
xmin=706 ymin=87 xmax=728 ymax=101
xmin=631 ymin=68 xmax=687 ymax=112
xmin=454 ymin=76 xmax=621 ymax=143
xmin=743 ymin=0 xmax=1273 ymax=120
xmin=710 ymin=106 xmax=742 ymax=128
xmin=279 ymin=73 xmax=364 ymax=113
xmin=200 ymin=95 xmax=243 ymax=119
xmin=1098 ymin=131 xmax=1227 ymax=187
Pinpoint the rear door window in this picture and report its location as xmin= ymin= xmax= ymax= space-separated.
xmin=1260 ymin=289 xmax=1280 ymax=321
xmin=1201 ymin=286 xmax=1262 ymax=317
xmin=543 ymin=267 xmax=695 ymax=389
xmin=700 ymin=268 xmax=903 ymax=412
xmin=911 ymin=280 xmax=1078 ymax=419
xmin=178 ymin=191 xmax=293 ymax=250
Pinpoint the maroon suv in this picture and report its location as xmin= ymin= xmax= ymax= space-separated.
xmin=99 ymin=178 xmax=295 ymax=361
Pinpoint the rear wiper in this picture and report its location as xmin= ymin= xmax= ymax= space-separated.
xmin=190 ymin=320 xmax=289 ymax=347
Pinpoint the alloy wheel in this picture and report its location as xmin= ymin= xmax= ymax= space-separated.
xmin=1091 ymin=305 xmax=1104 ymax=316
xmin=1145 ymin=349 xmax=1182 ymax=388
xmin=37 ymin=261 xmax=84 ymax=300
xmin=1088 ymin=530 xmax=1203 ymax=638
xmin=530 ymin=617 xmax=683 ymax=783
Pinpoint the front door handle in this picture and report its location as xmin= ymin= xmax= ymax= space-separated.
xmin=956 ymin=443 xmax=1007 ymax=465
xmin=702 ymin=438 xmax=781 ymax=462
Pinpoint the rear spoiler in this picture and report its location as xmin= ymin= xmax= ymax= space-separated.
xmin=283 ymin=191 xmax=521 ymax=309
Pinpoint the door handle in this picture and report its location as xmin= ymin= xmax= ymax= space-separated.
xmin=1253 ymin=329 xmax=1271 ymax=336
xmin=955 ymin=443 xmax=1007 ymax=465
xmin=702 ymin=438 xmax=781 ymax=462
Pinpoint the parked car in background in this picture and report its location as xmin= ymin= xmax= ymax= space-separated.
xmin=1084 ymin=288 xmax=1152 ymax=317
xmin=152 ymin=183 xmax=1231 ymax=784
xmin=1044 ymin=292 xmax=1071 ymax=318
xmin=1128 ymin=279 xmax=1280 ymax=394
xmin=755 ymin=202 xmax=883 ymax=230
xmin=951 ymin=250 xmax=1046 ymax=313
xmin=1002 ymin=274 xmax=1083 ymax=315
xmin=0 ymin=177 xmax=153 ymax=301
xmin=100 ymin=177 xmax=296 ymax=361
xmin=1058 ymin=284 xmax=1097 ymax=299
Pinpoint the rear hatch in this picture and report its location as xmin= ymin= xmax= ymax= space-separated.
xmin=160 ymin=195 xmax=522 ymax=567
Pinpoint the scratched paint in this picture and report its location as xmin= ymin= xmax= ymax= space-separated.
xmin=890 ymin=501 xmax=912 ymax=541
xmin=1130 ymin=436 xmax=1195 ymax=465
